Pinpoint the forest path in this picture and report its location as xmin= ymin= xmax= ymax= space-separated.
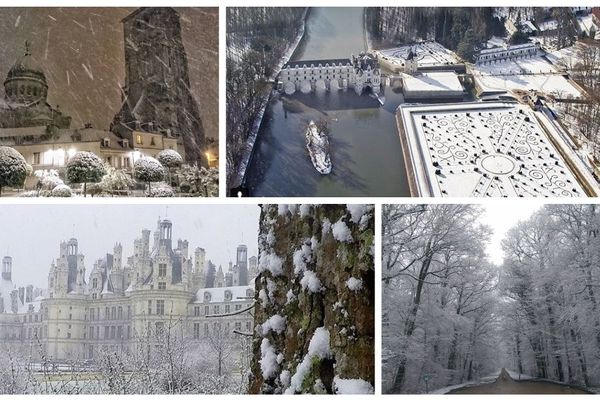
xmin=448 ymin=369 xmax=590 ymax=394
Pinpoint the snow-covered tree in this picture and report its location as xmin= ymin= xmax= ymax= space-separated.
xmin=65 ymin=151 xmax=107 ymax=197
xmin=149 ymin=182 xmax=175 ymax=197
xmin=0 ymin=146 xmax=27 ymax=196
xmin=157 ymin=149 xmax=183 ymax=185
xmin=51 ymin=184 xmax=73 ymax=197
xmin=133 ymin=156 xmax=166 ymax=195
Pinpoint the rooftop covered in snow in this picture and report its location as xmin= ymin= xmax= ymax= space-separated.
xmin=396 ymin=101 xmax=599 ymax=197
xmin=194 ymin=283 xmax=254 ymax=303
xmin=376 ymin=41 xmax=461 ymax=70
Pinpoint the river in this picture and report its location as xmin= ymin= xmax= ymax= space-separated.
xmin=243 ymin=7 xmax=410 ymax=197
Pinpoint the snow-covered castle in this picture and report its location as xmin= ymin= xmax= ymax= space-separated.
xmin=0 ymin=219 xmax=257 ymax=362
xmin=279 ymin=52 xmax=382 ymax=95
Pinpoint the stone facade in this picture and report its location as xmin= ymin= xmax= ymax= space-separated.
xmin=110 ymin=7 xmax=206 ymax=166
xmin=280 ymin=52 xmax=381 ymax=95
xmin=0 ymin=220 xmax=255 ymax=363
xmin=475 ymin=43 xmax=541 ymax=65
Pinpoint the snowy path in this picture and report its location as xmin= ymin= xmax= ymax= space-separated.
xmin=445 ymin=368 xmax=591 ymax=394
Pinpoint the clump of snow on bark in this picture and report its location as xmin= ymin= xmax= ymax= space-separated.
xmin=346 ymin=277 xmax=363 ymax=292
xmin=321 ymin=218 xmax=331 ymax=236
xmin=259 ymin=252 xmax=283 ymax=276
xmin=288 ymin=204 xmax=298 ymax=214
xmin=258 ymin=289 xmax=269 ymax=307
xmin=333 ymin=376 xmax=374 ymax=394
xmin=261 ymin=314 xmax=286 ymax=335
xmin=299 ymin=204 xmax=311 ymax=217
xmin=332 ymin=219 xmax=353 ymax=242
xmin=300 ymin=270 xmax=323 ymax=293
xmin=346 ymin=204 xmax=368 ymax=223
xmin=285 ymin=327 xmax=331 ymax=393
xmin=276 ymin=353 xmax=284 ymax=364
xmin=280 ymin=369 xmax=291 ymax=387
xmin=260 ymin=338 xmax=280 ymax=379
xmin=266 ymin=228 xmax=276 ymax=246
xmin=313 ymin=379 xmax=326 ymax=393
xmin=286 ymin=289 xmax=296 ymax=304
xmin=293 ymin=243 xmax=312 ymax=274
xmin=266 ymin=278 xmax=277 ymax=297
xmin=277 ymin=204 xmax=289 ymax=216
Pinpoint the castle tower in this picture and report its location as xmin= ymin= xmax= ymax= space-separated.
xmin=113 ymin=243 xmax=123 ymax=270
xmin=111 ymin=7 xmax=206 ymax=166
xmin=216 ymin=265 xmax=224 ymax=288
xmin=1 ymin=256 xmax=12 ymax=281
xmin=248 ymin=255 xmax=258 ymax=281
xmin=236 ymin=244 xmax=248 ymax=286
xmin=193 ymin=247 xmax=205 ymax=289
xmin=66 ymin=238 xmax=86 ymax=294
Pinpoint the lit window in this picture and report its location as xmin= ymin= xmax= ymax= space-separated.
xmin=136 ymin=135 xmax=143 ymax=145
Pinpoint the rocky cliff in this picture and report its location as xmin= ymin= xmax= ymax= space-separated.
xmin=249 ymin=204 xmax=375 ymax=394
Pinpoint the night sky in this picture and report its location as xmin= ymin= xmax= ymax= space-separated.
xmin=0 ymin=7 xmax=218 ymax=138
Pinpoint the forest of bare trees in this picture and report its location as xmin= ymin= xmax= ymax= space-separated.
xmin=383 ymin=204 xmax=600 ymax=393
xmin=226 ymin=8 xmax=306 ymax=188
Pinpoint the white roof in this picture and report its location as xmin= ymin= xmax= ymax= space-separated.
xmin=403 ymin=72 xmax=464 ymax=93
xmin=195 ymin=284 xmax=254 ymax=303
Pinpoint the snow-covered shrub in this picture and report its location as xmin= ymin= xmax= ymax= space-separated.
xmin=0 ymin=146 xmax=27 ymax=196
xmin=149 ymin=182 xmax=175 ymax=197
xmin=66 ymin=151 xmax=106 ymax=197
xmin=51 ymin=184 xmax=73 ymax=197
xmin=35 ymin=169 xmax=64 ymax=190
xmin=19 ymin=190 xmax=39 ymax=197
xmin=134 ymin=156 xmax=165 ymax=195
xmin=157 ymin=149 xmax=183 ymax=169
xmin=98 ymin=166 xmax=135 ymax=194
xmin=174 ymin=164 xmax=218 ymax=197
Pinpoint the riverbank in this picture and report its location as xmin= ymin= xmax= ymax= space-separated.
xmin=229 ymin=8 xmax=310 ymax=191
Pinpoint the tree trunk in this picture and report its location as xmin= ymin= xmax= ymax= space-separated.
xmin=83 ymin=182 xmax=87 ymax=197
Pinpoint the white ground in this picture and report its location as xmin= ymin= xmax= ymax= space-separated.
xmin=472 ymin=56 xmax=582 ymax=98
xmin=398 ymin=101 xmax=594 ymax=197
xmin=403 ymin=72 xmax=464 ymax=93
xmin=377 ymin=41 xmax=460 ymax=69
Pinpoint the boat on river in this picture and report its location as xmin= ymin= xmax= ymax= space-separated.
xmin=305 ymin=120 xmax=332 ymax=174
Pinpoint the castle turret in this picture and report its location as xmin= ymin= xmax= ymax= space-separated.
xmin=2 ymin=256 xmax=12 ymax=281
xmin=236 ymin=244 xmax=248 ymax=286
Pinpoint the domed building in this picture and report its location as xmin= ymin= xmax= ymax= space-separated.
xmin=0 ymin=41 xmax=71 ymax=129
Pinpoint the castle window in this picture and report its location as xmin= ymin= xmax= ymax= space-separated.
xmin=235 ymin=322 xmax=242 ymax=331
xmin=127 ymin=326 xmax=131 ymax=339
xmin=92 ymin=293 xmax=97 ymax=299
xmin=136 ymin=135 xmax=143 ymax=145
xmin=246 ymin=289 xmax=254 ymax=298
xmin=213 ymin=305 xmax=220 ymax=314
xmin=193 ymin=323 xmax=200 ymax=339
xmin=235 ymin=304 xmax=241 ymax=311
xmin=225 ymin=290 xmax=232 ymax=301
xmin=33 ymin=153 xmax=40 ymax=165
xmin=89 ymin=327 xmax=94 ymax=339
xmin=246 ymin=321 xmax=251 ymax=331
xmin=92 ymin=278 xmax=98 ymax=289
xmin=147 ymin=300 xmax=152 ymax=315
xmin=105 ymin=307 xmax=110 ymax=319
xmin=102 ymin=138 xmax=110 ymax=148
xmin=69 ymin=314 xmax=72 ymax=320
xmin=111 ymin=307 xmax=116 ymax=320
xmin=35 ymin=314 xmax=38 ymax=322
xmin=110 ymin=326 xmax=116 ymax=339
xmin=158 ymin=263 xmax=167 ymax=277
xmin=194 ymin=306 xmax=200 ymax=317
xmin=158 ymin=282 xmax=166 ymax=290
xmin=204 ymin=323 xmax=209 ymax=336
xmin=67 ymin=332 xmax=71 ymax=339
xmin=203 ymin=292 xmax=211 ymax=302
xmin=225 ymin=304 xmax=230 ymax=313
xmin=150 ymin=137 xmax=156 ymax=146
xmin=204 ymin=305 xmax=209 ymax=315
xmin=117 ymin=326 xmax=123 ymax=339
xmin=156 ymin=300 xmax=165 ymax=316
xmin=118 ymin=306 xmax=123 ymax=319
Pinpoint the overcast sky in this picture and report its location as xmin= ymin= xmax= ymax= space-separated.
xmin=481 ymin=202 xmax=542 ymax=265
xmin=0 ymin=205 xmax=260 ymax=288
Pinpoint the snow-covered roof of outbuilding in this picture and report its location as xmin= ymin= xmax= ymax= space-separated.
xmin=194 ymin=282 xmax=255 ymax=303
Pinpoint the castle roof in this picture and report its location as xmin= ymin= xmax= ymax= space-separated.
xmin=194 ymin=282 xmax=254 ymax=303
xmin=5 ymin=43 xmax=46 ymax=85
xmin=285 ymin=58 xmax=351 ymax=68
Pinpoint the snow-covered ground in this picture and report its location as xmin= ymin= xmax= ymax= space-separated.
xmin=402 ymin=71 xmax=464 ymax=94
xmin=472 ymin=56 xmax=582 ymax=98
xmin=397 ymin=101 xmax=595 ymax=197
xmin=376 ymin=41 xmax=460 ymax=69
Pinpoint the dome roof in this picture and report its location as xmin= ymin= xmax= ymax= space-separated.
xmin=5 ymin=42 xmax=46 ymax=84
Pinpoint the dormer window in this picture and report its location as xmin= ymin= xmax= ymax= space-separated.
xmin=150 ymin=137 xmax=156 ymax=146
xmin=203 ymin=292 xmax=211 ymax=302
xmin=246 ymin=288 xmax=254 ymax=298
xmin=122 ymin=139 xmax=129 ymax=148
xmin=224 ymin=290 xmax=232 ymax=301
xmin=102 ymin=138 xmax=110 ymax=147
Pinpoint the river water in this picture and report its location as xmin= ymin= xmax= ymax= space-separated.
xmin=244 ymin=7 xmax=410 ymax=197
